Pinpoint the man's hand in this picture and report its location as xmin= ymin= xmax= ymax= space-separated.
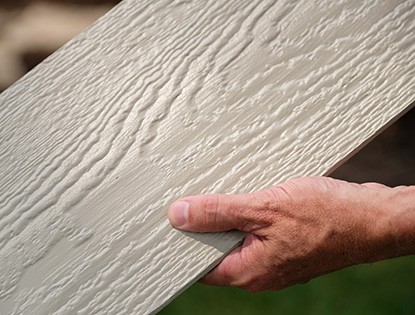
xmin=168 ymin=176 xmax=415 ymax=292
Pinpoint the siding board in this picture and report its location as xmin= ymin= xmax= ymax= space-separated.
xmin=0 ymin=0 xmax=414 ymax=314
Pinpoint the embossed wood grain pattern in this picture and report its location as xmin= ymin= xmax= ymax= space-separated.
xmin=0 ymin=0 xmax=414 ymax=314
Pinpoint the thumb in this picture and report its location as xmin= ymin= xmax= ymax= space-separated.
xmin=168 ymin=192 xmax=268 ymax=233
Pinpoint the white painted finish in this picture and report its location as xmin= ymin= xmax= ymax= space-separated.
xmin=0 ymin=0 xmax=414 ymax=313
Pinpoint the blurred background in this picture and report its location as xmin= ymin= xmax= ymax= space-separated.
xmin=0 ymin=1 xmax=414 ymax=314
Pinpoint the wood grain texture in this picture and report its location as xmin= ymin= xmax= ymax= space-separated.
xmin=0 ymin=0 xmax=414 ymax=313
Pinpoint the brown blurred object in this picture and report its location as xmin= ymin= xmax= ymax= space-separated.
xmin=331 ymin=106 xmax=415 ymax=186
xmin=0 ymin=0 xmax=414 ymax=186
xmin=0 ymin=0 xmax=120 ymax=91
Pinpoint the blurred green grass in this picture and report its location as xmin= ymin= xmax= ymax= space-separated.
xmin=160 ymin=256 xmax=414 ymax=314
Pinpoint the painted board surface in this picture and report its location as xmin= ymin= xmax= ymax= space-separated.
xmin=0 ymin=0 xmax=414 ymax=314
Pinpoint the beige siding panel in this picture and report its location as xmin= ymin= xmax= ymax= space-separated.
xmin=0 ymin=0 xmax=414 ymax=314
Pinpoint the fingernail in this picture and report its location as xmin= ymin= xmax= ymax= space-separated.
xmin=169 ymin=201 xmax=189 ymax=228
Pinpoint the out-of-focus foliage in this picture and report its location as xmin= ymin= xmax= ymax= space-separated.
xmin=161 ymin=256 xmax=415 ymax=315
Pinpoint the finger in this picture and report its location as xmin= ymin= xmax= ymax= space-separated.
xmin=168 ymin=192 xmax=269 ymax=233
xmin=200 ymin=234 xmax=268 ymax=291
xmin=200 ymin=245 xmax=244 ymax=286
xmin=361 ymin=182 xmax=389 ymax=189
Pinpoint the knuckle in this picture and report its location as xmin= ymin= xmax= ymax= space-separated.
xmin=233 ymin=267 xmax=269 ymax=292
xmin=200 ymin=194 xmax=222 ymax=226
xmin=266 ymin=184 xmax=294 ymax=206
xmin=201 ymin=194 xmax=220 ymax=211
xmin=239 ymin=278 xmax=267 ymax=293
xmin=255 ymin=186 xmax=292 ymax=212
xmin=250 ymin=189 xmax=279 ymax=212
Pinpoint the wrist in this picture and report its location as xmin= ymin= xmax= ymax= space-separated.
xmin=362 ymin=185 xmax=415 ymax=264
xmin=332 ymin=184 xmax=415 ymax=268
xmin=381 ymin=186 xmax=415 ymax=256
